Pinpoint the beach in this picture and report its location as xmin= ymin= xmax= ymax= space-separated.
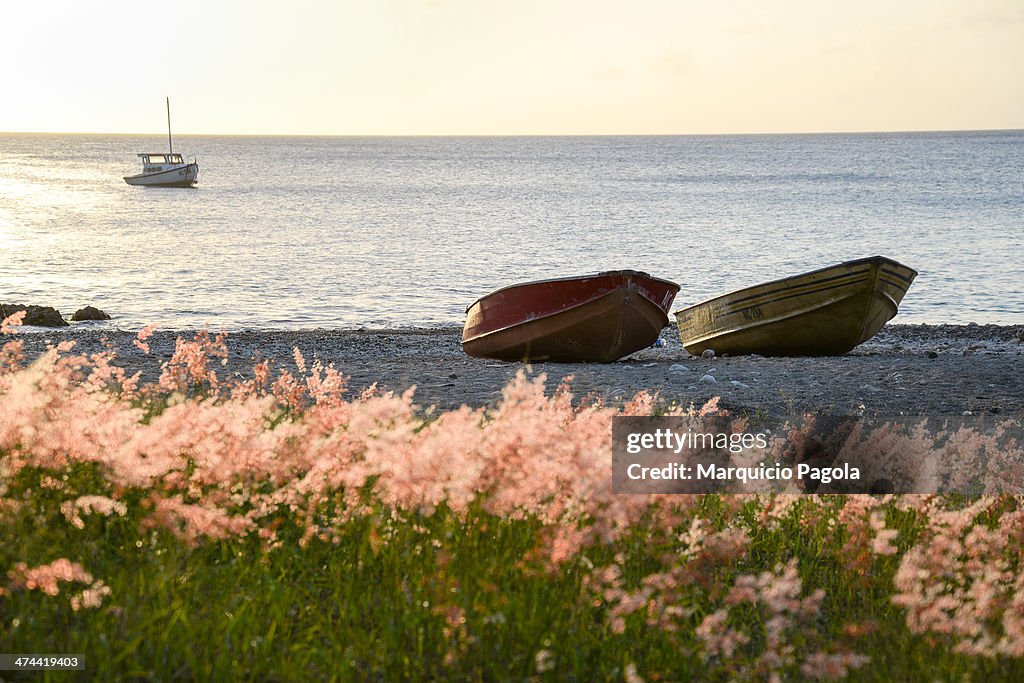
xmin=16 ymin=322 xmax=1023 ymax=416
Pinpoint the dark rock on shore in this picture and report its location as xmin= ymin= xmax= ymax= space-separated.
xmin=71 ymin=306 xmax=111 ymax=321
xmin=0 ymin=303 xmax=69 ymax=327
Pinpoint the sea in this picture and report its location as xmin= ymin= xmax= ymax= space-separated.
xmin=1 ymin=131 xmax=1021 ymax=330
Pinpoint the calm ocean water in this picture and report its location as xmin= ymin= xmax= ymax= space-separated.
xmin=1 ymin=131 xmax=1021 ymax=330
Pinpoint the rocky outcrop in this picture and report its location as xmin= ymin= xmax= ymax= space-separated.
xmin=71 ymin=306 xmax=111 ymax=321
xmin=0 ymin=304 xmax=69 ymax=327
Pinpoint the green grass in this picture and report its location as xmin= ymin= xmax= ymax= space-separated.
xmin=2 ymin=466 xmax=1023 ymax=682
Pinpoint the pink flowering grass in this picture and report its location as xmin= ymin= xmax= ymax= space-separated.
xmin=1 ymin=317 xmax=1023 ymax=680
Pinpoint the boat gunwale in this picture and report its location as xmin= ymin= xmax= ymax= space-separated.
xmin=463 ymin=280 xmax=674 ymax=345
xmin=672 ymin=255 xmax=917 ymax=317
xmin=725 ymin=270 xmax=875 ymax=312
xmin=464 ymin=270 xmax=680 ymax=314
xmin=678 ymin=283 xmax=875 ymax=348
xmin=462 ymin=286 xmax=670 ymax=359
xmin=726 ymin=275 xmax=874 ymax=318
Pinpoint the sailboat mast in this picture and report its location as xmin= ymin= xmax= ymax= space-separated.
xmin=166 ymin=97 xmax=173 ymax=156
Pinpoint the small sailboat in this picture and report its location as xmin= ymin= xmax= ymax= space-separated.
xmin=673 ymin=256 xmax=917 ymax=356
xmin=462 ymin=270 xmax=680 ymax=362
xmin=124 ymin=97 xmax=199 ymax=187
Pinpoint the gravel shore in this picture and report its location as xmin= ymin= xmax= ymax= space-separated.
xmin=13 ymin=323 xmax=1024 ymax=417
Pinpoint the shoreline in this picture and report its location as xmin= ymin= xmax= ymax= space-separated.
xmin=11 ymin=323 xmax=1024 ymax=417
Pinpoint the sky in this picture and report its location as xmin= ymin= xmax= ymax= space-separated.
xmin=1 ymin=0 xmax=1022 ymax=136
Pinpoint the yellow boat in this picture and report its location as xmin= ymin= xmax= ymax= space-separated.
xmin=674 ymin=256 xmax=917 ymax=356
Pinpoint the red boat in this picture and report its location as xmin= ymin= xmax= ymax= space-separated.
xmin=462 ymin=270 xmax=680 ymax=362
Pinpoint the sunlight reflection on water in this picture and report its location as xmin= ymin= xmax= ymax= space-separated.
xmin=1 ymin=132 xmax=1021 ymax=329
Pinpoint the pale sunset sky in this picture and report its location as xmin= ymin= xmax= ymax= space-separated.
xmin=2 ymin=0 xmax=1022 ymax=136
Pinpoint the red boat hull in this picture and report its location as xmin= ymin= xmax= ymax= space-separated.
xmin=462 ymin=271 xmax=680 ymax=362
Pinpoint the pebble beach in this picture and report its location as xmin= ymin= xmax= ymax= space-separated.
xmin=15 ymin=322 xmax=1024 ymax=417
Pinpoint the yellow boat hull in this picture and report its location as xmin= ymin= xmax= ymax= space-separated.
xmin=674 ymin=256 xmax=917 ymax=356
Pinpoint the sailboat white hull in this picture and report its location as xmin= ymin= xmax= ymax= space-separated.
xmin=124 ymin=162 xmax=199 ymax=187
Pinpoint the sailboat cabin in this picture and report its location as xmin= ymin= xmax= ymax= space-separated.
xmin=125 ymin=147 xmax=199 ymax=187
xmin=140 ymin=153 xmax=187 ymax=173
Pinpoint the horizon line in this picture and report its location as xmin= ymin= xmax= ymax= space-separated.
xmin=1 ymin=126 xmax=1022 ymax=138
